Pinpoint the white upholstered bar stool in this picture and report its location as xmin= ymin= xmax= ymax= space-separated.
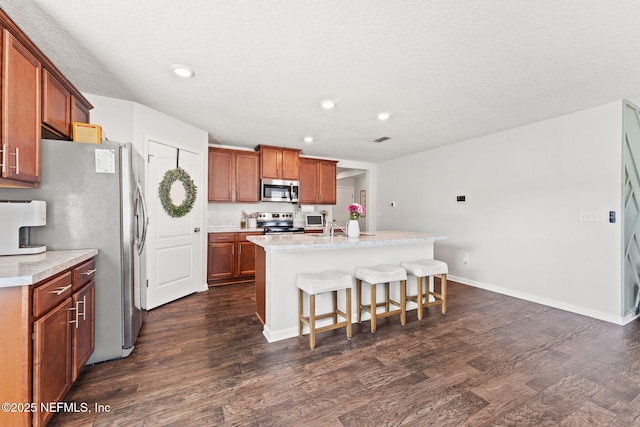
xmin=355 ymin=264 xmax=407 ymax=333
xmin=297 ymin=270 xmax=353 ymax=349
xmin=400 ymin=259 xmax=448 ymax=320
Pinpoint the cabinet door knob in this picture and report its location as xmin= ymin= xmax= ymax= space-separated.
xmin=194 ymin=227 xmax=201 ymax=232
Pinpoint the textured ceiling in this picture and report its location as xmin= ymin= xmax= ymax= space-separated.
xmin=2 ymin=0 xmax=640 ymax=163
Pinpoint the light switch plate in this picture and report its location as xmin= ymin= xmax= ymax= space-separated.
xmin=579 ymin=210 xmax=607 ymax=222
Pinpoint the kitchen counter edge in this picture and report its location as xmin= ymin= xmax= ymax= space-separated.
xmin=247 ymin=231 xmax=447 ymax=252
xmin=0 ymin=249 xmax=99 ymax=288
xmin=208 ymin=227 xmax=262 ymax=233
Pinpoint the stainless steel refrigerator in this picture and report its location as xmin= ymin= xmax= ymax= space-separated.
xmin=0 ymin=139 xmax=148 ymax=363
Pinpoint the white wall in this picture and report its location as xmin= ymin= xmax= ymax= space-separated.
xmin=378 ymin=101 xmax=624 ymax=323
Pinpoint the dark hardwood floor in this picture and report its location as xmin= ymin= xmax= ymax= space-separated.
xmin=49 ymin=281 xmax=640 ymax=426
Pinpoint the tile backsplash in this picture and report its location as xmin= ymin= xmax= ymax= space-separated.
xmin=207 ymin=202 xmax=333 ymax=228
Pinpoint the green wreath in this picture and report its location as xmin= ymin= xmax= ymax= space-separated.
xmin=158 ymin=167 xmax=197 ymax=218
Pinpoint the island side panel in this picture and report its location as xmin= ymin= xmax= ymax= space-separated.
xmin=255 ymin=245 xmax=266 ymax=324
xmin=262 ymin=241 xmax=434 ymax=342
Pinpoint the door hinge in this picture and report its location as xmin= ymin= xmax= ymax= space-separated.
xmin=146 ymin=279 xmax=149 ymax=288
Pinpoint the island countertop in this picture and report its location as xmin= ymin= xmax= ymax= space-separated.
xmin=0 ymin=249 xmax=99 ymax=288
xmin=247 ymin=230 xmax=447 ymax=252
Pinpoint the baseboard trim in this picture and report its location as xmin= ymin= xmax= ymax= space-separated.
xmin=448 ymin=275 xmax=633 ymax=326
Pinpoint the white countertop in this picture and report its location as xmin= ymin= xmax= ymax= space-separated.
xmin=0 ymin=249 xmax=98 ymax=288
xmin=247 ymin=230 xmax=447 ymax=252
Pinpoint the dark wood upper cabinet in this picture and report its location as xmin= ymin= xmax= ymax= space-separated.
xmin=71 ymin=95 xmax=91 ymax=125
xmin=42 ymin=68 xmax=71 ymax=138
xmin=255 ymin=145 xmax=301 ymax=180
xmin=208 ymin=148 xmax=234 ymax=202
xmin=0 ymin=8 xmax=92 ymax=188
xmin=235 ymin=151 xmax=260 ymax=202
xmin=299 ymin=157 xmax=318 ymax=204
xmin=208 ymin=147 xmax=259 ymax=203
xmin=299 ymin=157 xmax=337 ymax=204
xmin=1 ymin=29 xmax=41 ymax=186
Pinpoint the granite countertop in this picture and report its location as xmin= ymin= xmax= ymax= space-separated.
xmin=0 ymin=249 xmax=98 ymax=288
xmin=247 ymin=230 xmax=447 ymax=252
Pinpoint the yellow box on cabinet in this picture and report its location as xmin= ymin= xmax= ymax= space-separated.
xmin=72 ymin=122 xmax=102 ymax=144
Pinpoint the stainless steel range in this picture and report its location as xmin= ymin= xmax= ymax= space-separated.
xmin=257 ymin=212 xmax=305 ymax=234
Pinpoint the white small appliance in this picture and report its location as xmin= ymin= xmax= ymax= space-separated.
xmin=0 ymin=200 xmax=47 ymax=255
xmin=305 ymin=213 xmax=323 ymax=227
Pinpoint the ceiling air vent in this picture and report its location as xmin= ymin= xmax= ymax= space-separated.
xmin=372 ymin=136 xmax=391 ymax=143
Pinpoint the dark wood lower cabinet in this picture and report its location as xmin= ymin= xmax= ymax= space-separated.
xmin=0 ymin=257 xmax=96 ymax=427
xmin=208 ymin=232 xmax=261 ymax=286
xmin=72 ymin=281 xmax=95 ymax=382
xmin=33 ymin=298 xmax=73 ymax=427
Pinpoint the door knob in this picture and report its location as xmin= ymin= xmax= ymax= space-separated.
xmin=194 ymin=227 xmax=201 ymax=232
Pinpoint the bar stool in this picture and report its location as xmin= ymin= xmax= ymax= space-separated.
xmin=400 ymin=259 xmax=448 ymax=320
xmin=297 ymin=270 xmax=353 ymax=349
xmin=355 ymin=264 xmax=407 ymax=333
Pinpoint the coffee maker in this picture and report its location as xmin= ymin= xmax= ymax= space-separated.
xmin=0 ymin=200 xmax=47 ymax=255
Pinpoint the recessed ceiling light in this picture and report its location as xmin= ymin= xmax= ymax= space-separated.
xmin=321 ymin=99 xmax=336 ymax=109
xmin=303 ymin=136 xmax=314 ymax=143
xmin=377 ymin=112 xmax=391 ymax=121
xmin=171 ymin=64 xmax=195 ymax=78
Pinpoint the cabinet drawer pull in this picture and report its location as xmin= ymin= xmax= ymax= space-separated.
xmin=78 ymin=295 xmax=87 ymax=320
xmin=82 ymin=269 xmax=96 ymax=276
xmin=8 ymin=147 xmax=19 ymax=175
xmin=52 ymin=284 xmax=72 ymax=295
xmin=69 ymin=295 xmax=87 ymax=329
xmin=69 ymin=306 xmax=78 ymax=328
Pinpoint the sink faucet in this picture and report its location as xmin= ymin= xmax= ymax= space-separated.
xmin=336 ymin=220 xmax=348 ymax=236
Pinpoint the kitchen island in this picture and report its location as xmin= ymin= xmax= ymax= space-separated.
xmin=247 ymin=231 xmax=447 ymax=342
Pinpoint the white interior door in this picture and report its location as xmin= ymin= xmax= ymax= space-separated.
xmin=146 ymin=139 xmax=202 ymax=309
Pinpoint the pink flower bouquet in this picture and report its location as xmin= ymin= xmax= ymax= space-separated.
xmin=347 ymin=203 xmax=366 ymax=220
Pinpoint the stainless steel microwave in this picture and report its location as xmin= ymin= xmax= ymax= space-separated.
xmin=260 ymin=178 xmax=300 ymax=202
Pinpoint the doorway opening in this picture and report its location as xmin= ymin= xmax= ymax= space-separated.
xmin=336 ymin=168 xmax=368 ymax=231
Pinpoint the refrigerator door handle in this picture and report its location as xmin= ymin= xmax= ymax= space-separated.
xmin=135 ymin=182 xmax=149 ymax=255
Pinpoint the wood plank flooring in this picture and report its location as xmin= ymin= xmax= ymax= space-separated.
xmin=49 ymin=281 xmax=640 ymax=426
